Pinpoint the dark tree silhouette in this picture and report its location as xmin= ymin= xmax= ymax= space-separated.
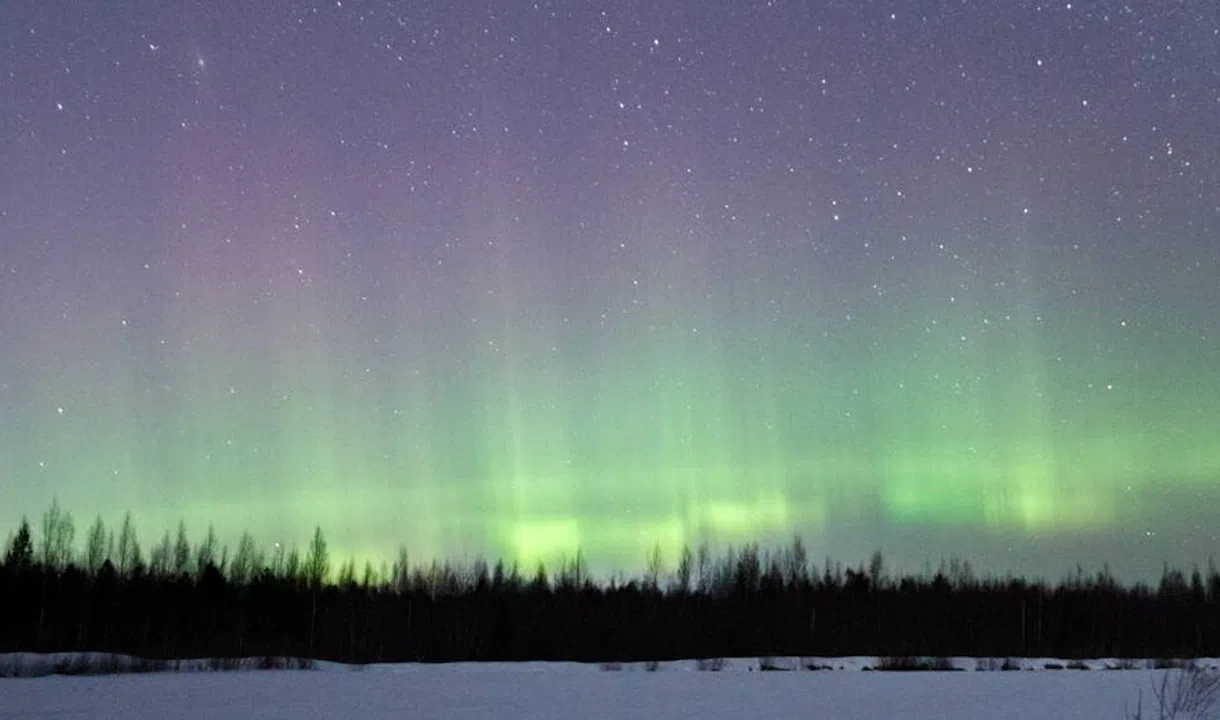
xmin=4 ymin=503 xmax=1220 ymax=665
xmin=3 ymin=518 xmax=33 ymax=570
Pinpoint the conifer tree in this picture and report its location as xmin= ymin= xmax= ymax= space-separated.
xmin=196 ymin=525 xmax=217 ymax=577
xmin=3 ymin=517 xmax=33 ymax=570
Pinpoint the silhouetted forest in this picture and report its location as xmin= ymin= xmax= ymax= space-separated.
xmin=4 ymin=502 xmax=1220 ymax=663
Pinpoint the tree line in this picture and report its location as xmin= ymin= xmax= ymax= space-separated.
xmin=3 ymin=501 xmax=1220 ymax=663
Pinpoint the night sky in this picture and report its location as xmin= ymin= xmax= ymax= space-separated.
xmin=2 ymin=1 xmax=1218 ymax=581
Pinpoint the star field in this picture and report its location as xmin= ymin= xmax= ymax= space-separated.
xmin=2 ymin=1 xmax=1218 ymax=580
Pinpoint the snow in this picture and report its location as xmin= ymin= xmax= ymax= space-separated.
xmin=1 ymin=655 xmax=1210 ymax=719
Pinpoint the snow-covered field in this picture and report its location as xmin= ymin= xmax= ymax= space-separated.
xmin=1 ymin=655 xmax=1210 ymax=719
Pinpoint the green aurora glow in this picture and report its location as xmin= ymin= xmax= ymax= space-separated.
xmin=6 ymin=249 xmax=1218 ymax=578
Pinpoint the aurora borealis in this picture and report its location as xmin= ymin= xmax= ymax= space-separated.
xmin=2 ymin=1 xmax=1218 ymax=581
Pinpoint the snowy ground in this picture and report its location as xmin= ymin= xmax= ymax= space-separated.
xmin=1 ymin=655 xmax=1211 ymax=719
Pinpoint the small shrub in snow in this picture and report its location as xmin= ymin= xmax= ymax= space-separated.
xmin=977 ymin=657 xmax=1019 ymax=672
xmin=256 ymin=655 xmax=313 ymax=671
xmin=49 ymin=654 xmax=170 ymax=676
xmin=130 ymin=657 xmax=169 ymax=673
xmin=208 ymin=656 xmax=243 ymax=672
xmin=54 ymin=654 xmax=105 ymax=676
xmin=1066 ymin=660 xmax=1090 ymax=670
xmin=696 ymin=657 xmax=726 ymax=672
xmin=758 ymin=656 xmax=789 ymax=671
xmin=0 ymin=656 xmax=39 ymax=678
xmin=875 ymin=656 xmax=917 ymax=671
xmin=875 ymin=656 xmax=958 ymax=672
xmin=1125 ymin=664 xmax=1220 ymax=720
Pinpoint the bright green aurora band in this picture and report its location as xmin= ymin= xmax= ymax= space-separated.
xmin=6 ymin=212 xmax=1219 ymax=582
